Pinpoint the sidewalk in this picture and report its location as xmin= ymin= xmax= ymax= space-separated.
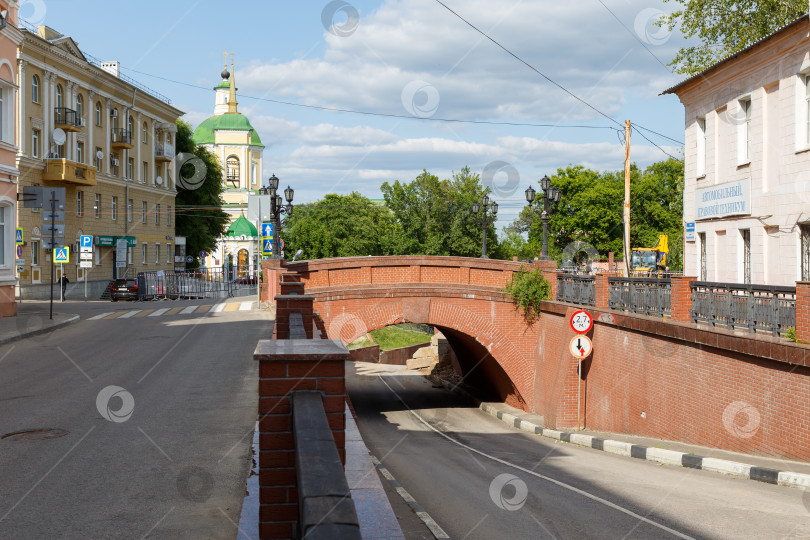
xmin=0 ymin=302 xmax=80 ymax=345
xmin=477 ymin=400 xmax=810 ymax=490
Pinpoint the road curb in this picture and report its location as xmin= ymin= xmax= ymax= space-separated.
xmin=0 ymin=314 xmax=80 ymax=346
xmin=478 ymin=402 xmax=810 ymax=491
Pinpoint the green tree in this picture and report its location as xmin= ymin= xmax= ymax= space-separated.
xmin=174 ymin=119 xmax=229 ymax=266
xmin=662 ymin=0 xmax=806 ymax=75
xmin=381 ymin=166 xmax=498 ymax=257
xmin=283 ymin=192 xmax=402 ymax=259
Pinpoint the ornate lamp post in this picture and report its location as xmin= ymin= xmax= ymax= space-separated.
xmin=472 ymin=193 xmax=498 ymax=258
xmin=259 ymin=174 xmax=294 ymax=258
xmin=525 ymin=175 xmax=561 ymax=259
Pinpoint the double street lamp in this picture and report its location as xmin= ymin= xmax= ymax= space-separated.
xmin=472 ymin=194 xmax=498 ymax=258
xmin=259 ymin=174 xmax=294 ymax=258
xmin=525 ymin=175 xmax=561 ymax=259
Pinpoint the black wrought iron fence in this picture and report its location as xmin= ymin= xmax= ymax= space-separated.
xmin=137 ymin=265 xmax=260 ymax=300
xmin=556 ymin=274 xmax=596 ymax=306
xmin=690 ymin=281 xmax=796 ymax=336
xmin=608 ymin=277 xmax=671 ymax=318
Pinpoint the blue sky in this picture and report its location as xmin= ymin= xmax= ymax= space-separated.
xmin=21 ymin=0 xmax=693 ymax=228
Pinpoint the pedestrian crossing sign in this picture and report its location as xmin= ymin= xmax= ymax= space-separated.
xmin=262 ymin=238 xmax=273 ymax=255
xmin=15 ymin=228 xmax=22 ymax=245
xmin=54 ymin=247 xmax=69 ymax=263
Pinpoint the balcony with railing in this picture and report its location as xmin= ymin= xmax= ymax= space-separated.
xmin=111 ymin=129 xmax=133 ymax=150
xmin=54 ymin=108 xmax=83 ymax=132
xmin=42 ymin=157 xmax=97 ymax=186
xmin=155 ymin=143 xmax=174 ymax=162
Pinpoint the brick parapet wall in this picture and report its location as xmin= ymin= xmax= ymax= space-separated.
xmin=670 ymin=276 xmax=697 ymax=323
xmin=797 ymin=282 xmax=810 ymax=342
xmin=594 ymin=274 xmax=609 ymax=310
xmin=254 ymin=339 xmax=350 ymax=540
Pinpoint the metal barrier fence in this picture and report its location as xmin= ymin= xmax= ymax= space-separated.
xmin=137 ymin=265 xmax=260 ymax=301
xmin=556 ymin=274 xmax=596 ymax=306
xmin=690 ymin=281 xmax=796 ymax=336
xmin=608 ymin=277 xmax=671 ymax=318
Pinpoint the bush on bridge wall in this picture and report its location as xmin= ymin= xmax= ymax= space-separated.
xmin=503 ymin=267 xmax=551 ymax=325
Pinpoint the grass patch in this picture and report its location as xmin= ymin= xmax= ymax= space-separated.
xmin=348 ymin=325 xmax=432 ymax=351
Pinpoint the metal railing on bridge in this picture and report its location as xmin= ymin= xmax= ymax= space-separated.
xmin=608 ymin=277 xmax=671 ymax=318
xmin=556 ymin=273 xmax=596 ymax=306
xmin=690 ymin=281 xmax=796 ymax=337
xmin=136 ymin=265 xmax=260 ymax=301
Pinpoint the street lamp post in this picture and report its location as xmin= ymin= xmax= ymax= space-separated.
xmin=472 ymin=194 xmax=498 ymax=258
xmin=259 ymin=174 xmax=294 ymax=259
xmin=525 ymin=175 xmax=561 ymax=259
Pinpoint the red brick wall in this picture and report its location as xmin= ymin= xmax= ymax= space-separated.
xmin=797 ymin=282 xmax=810 ymax=342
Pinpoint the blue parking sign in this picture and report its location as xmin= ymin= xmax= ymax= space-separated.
xmin=80 ymin=235 xmax=93 ymax=248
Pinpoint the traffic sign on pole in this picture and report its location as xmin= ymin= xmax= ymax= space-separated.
xmin=53 ymin=247 xmax=70 ymax=264
xmin=570 ymin=310 xmax=593 ymax=334
xmin=15 ymin=228 xmax=23 ymax=245
xmin=569 ymin=335 xmax=592 ymax=358
xmin=262 ymin=238 xmax=273 ymax=255
xmin=261 ymin=222 xmax=274 ymax=238
xmin=80 ymin=235 xmax=93 ymax=249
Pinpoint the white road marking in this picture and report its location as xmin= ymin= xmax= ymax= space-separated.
xmin=149 ymin=308 xmax=170 ymax=317
xmin=210 ymin=303 xmax=226 ymax=313
xmin=88 ymin=312 xmax=114 ymax=320
xmin=377 ymin=376 xmax=696 ymax=540
xmin=118 ymin=310 xmax=141 ymax=319
xmin=239 ymin=301 xmax=254 ymax=311
xmin=180 ymin=306 xmax=197 ymax=314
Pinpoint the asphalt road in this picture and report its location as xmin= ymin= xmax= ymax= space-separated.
xmin=0 ymin=299 xmax=271 ymax=539
xmin=347 ymin=362 xmax=810 ymax=540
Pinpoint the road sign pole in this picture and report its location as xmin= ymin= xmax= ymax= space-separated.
xmin=85 ymin=267 xmax=88 ymax=300
xmin=60 ymin=262 xmax=63 ymax=302
xmin=49 ymin=196 xmax=55 ymax=320
xmin=577 ymin=359 xmax=582 ymax=431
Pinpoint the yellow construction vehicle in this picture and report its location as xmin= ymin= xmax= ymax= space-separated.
xmin=630 ymin=235 xmax=669 ymax=277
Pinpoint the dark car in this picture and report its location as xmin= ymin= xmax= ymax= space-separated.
xmin=110 ymin=278 xmax=139 ymax=301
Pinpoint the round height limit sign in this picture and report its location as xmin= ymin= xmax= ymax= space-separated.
xmin=570 ymin=310 xmax=593 ymax=334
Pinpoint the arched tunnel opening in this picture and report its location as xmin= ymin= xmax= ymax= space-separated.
xmin=346 ymin=323 xmax=526 ymax=410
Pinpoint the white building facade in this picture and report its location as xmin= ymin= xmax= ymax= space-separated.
xmin=665 ymin=15 xmax=810 ymax=286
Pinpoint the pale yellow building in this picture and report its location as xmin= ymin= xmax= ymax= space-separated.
xmin=192 ymin=60 xmax=265 ymax=273
xmin=16 ymin=25 xmax=183 ymax=298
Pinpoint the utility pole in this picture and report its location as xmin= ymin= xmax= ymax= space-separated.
xmin=623 ymin=120 xmax=631 ymax=277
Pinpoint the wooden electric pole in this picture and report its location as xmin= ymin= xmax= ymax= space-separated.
xmin=623 ymin=120 xmax=631 ymax=277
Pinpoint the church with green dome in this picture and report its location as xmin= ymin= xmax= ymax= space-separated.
xmin=192 ymin=57 xmax=265 ymax=274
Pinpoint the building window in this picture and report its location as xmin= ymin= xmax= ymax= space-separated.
xmin=738 ymin=97 xmax=752 ymax=164
xmin=32 ymin=240 xmax=39 ymax=266
xmin=76 ymin=94 xmax=84 ymax=122
xmin=155 ymin=203 xmax=160 ymax=225
xmin=155 ymin=243 xmax=160 ymax=264
xmin=142 ymin=243 xmax=147 ymax=264
xmin=142 ymin=201 xmax=147 ymax=224
xmin=0 ymin=206 xmax=6 ymax=265
xmin=741 ymin=229 xmax=751 ymax=284
xmin=696 ymin=117 xmax=706 ymax=177
xmin=95 ymin=147 xmax=102 ymax=170
xmin=56 ymin=84 xmax=63 ymax=109
xmin=142 ymin=161 xmax=147 ymax=183
xmin=0 ymin=88 xmax=4 ymax=143
xmin=111 ymin=196 xmax=118 ymax=221
xmin=167 ymin=205 xmax=172 ymax=227
xmin=76 ymin=141 xmax=84 ymax=164
xmin=142 ymin=122 xmax=147 ymax=143
xmin=802 ymin=224 xmax=810 ymax=281
xmin=31 ymin=75 xmax=39 ymax=103
xmin=127 ymin=199 xmax=133 ymax=223
xmin=127 ymin=116 xmax=133 ymax=138
xmin=226 ymin=156 xmax=240 ymax=188
xmin=95 ymin=102 xmax=102 ymax=126
xmin=94 ymin=193 xmax=100 ymax=218
xmin=126 ymin=157 xmax=134 ymax=179
xmin=166 ymin=243 xmax=172 ymax=263
xmin=32 ymin=129 xmax=40 ymax=158
xmin=76 ymin=191 xmax=83 ymax=217
xmin=111 ymin=153 xmax=120 ymax=176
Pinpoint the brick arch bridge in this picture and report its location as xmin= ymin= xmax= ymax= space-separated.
xmin=269 ymin=256 xmax=542 ymax=410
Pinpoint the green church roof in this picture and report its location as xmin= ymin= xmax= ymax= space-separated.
xmin=226 ymin=215 xmax=258 ymax=237
xmin=192 ymin=113 xmax=265 ymax=147
xmin=214 ymin=81 xmax=231 ymax=90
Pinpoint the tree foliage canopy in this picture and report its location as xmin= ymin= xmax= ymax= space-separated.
xmin=662 ymin=0 xmax=806 ymax=76
xmin=174 ymin=119 xmax=229 ymax=265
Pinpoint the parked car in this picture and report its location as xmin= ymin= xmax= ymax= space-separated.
xmin=110 ymin=278 xmax=139 ymax=301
